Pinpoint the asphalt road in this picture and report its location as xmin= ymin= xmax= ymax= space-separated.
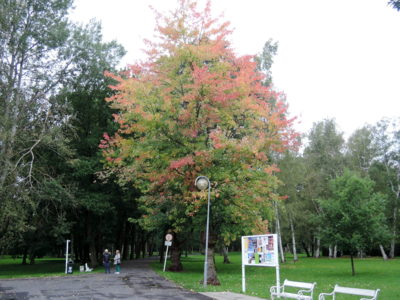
xmin=0 ymin=258 xmax=212 ymax=300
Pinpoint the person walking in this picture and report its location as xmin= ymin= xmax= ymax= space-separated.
xmin=114 ymin=249 xmax=121 ymax=274
xmin=103 ymin=249 xmax=111 ymax=274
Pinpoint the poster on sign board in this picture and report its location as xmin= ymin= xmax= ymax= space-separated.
xmin=241 ymin=234 xmax=278 ymax=267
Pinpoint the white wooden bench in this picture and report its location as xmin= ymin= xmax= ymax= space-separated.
xmin=319 ymin=285 xmax=380 ymax=300
xmin=270 ymin=279 xmax=317 ymax=300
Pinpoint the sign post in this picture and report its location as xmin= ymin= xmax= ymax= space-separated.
xmin=241 ymin=234 xmax=280 ymax=296
xmin=163 ymin=234 xmax=173 ymax=272
xmin=65 ymin=239 xmax=70 ymax=274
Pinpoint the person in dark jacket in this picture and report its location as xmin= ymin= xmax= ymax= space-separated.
xmin=103 ymin=249 xmax=111 ymax=274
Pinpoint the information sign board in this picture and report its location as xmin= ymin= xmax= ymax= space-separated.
xmin=241 ymin=234 xmax=280 ymax=294
xmin=242 ymin=234 xmax=278 ymax=267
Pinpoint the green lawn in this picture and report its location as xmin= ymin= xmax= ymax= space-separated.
xmin=152 ymin=253 xmax=400 ymax=299
xmin=0 ymin=256 xmax=102 ymax=279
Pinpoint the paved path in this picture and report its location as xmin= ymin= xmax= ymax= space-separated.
xmin=202 ymin=292 xmax=265 ymax=300
xmin=0 ymin=258 xmax=211 ymax=300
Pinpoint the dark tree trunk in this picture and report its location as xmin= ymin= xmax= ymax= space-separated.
xmin=168 ymin=246 xmax=183 ymax=271
xmin=22 ymin=247 xmax=28 ymax=265
xmin=148 ymin=235 xmax=154 ymax=257
xmin=130 ymin=225 xmax=135 ymax=260
xmin=168 ymin=232 xmax=183 ymax=272
xmin=29 ymin=248 xmax=36 ymax=265
xmin=141 ymin=236 xmax=146 ymax=258
xmin=222 ymin=246 xmax=230 ymax=264
xmin=302 ymin=242 xmax=311 ymax=257
xmin=122 ymin=222 xmax=131 ymax=260
xmin=87 ymin=219 xmax=98 ymax=267
xmin=159 ymin=244 xmax=164 ymax=264
xmin=118 ymin=220 xmax=126 ymax=256
xmin=135 ymin=228 xmax=142 ymax=259
xmin=350 ymin=253 xmax=355 ymax=276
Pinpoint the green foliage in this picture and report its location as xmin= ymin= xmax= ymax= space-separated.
xmin=318 ymin=171 xmax=389 ymax=273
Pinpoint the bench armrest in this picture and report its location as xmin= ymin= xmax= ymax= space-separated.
xmin=319 ymin=292 xmax=334 ymax=300
xmin=270 ymin=285 xmax=284 ymax=293
xmin=298 ymin=289 xmax=312 ymax=295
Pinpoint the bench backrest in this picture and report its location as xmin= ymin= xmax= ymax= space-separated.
xmin=334 ymin=285 xmax=380 ymax=297
xmin=284 ymin=279 xmax=315 ymax=290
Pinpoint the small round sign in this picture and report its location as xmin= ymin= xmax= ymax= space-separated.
xmin=165 ymin=233 xmax=173 ymax=241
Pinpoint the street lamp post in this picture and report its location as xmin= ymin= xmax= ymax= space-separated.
xmin=195 ymin=176 xmax=211 ymax=287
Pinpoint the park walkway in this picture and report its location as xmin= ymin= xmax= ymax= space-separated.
xmin=0 ymin=257 xmax=265 ymax=300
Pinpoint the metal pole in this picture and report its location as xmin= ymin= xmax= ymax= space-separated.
xmin=241 ymin=236 xmax=246 ymax=292
xmin=203 ymin=180 xmax=210 ymax=287
xmin=275 ymin=234 xmax=280 ymax=297
xmin=65 ymin=239 xmax=70 ymax=274
xmin=163 ymin=245 xmax=169 ymax=272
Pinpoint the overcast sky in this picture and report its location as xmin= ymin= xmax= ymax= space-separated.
xmin=70 ymin=0 xmax=400 ymax=138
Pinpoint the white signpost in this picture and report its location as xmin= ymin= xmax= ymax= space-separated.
xmin=241 ymin=234 xmax=280 ymax=296
xmin=65 ymin=239 xmax=71 ymax=274
xmin=163 ymin=234 xmax=173 ymax=272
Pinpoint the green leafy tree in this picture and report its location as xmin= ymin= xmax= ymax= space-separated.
xmin=57 ymin=20 xmax=127 ymax=266
xmin=277 ymin=151 xmax=313 ymax=261
xmin=346 ymin=125 xmax=391 ymax=259
xmin=101 ymin=0 xmax=298 ymax=284
xmin=318 ymin=170 xmax=389 ymax=275
xmin=370 ymin=117 xmax=400 ymax=258
xmin=0 ymin=0 xmax=76 ymax=252
xmin=303 ymin=119 xmax=345 ymax=257
xmin=346 ymin=126 xmax=377 ymax=177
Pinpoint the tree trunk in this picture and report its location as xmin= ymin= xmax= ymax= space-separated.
xmin=389 ymin=206 xmax=397 ymax=258
xmin=328 ymin=245 xmax=333 ymax=258
xmin=122 ymin=223 xmax=131 ymax=261
xmin=168 ymin=245 xmax=183 ymax=271
xmin=274 ymin=201 xmax=285 ymax=263
xmin=222 ymin=246 xmax=230 ymax=264
xmin=289 ymin=216 xmax=298 ymax=262
xmin=302 ymin=242 xmax=311 ymax=257
xmin=135 ymin=228 xmax=142 ymax=259
xmin=379 ymin=244 xmax=388 ymax=260
xmin=350 ymin=253 xmax=355 ymax=276
xmin=387 ymin=164 xmax=399 ymax=259
xmin=333 ymin=245 xmax=338 ymax=258
xmin=29 ymin=248 xmax=36 ymax=265
xmin=87 ymin=217 xmax=98 ymax=267
xmin=205 ymin=246 xmax=220 ymax=285
xmin=314 ymin=237 xmax=320 ymax=258
xmin=22 ymin=248 xmax=28 ymax=265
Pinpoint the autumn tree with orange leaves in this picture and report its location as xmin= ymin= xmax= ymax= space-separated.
xmin=101 ymin=0 xmax=298 ymax=285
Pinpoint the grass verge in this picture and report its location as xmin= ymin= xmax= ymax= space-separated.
xmin=151 ymin=252 xmax=400 ymax=299
xmin=0 ymin=256 xmax=102 ymax=279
